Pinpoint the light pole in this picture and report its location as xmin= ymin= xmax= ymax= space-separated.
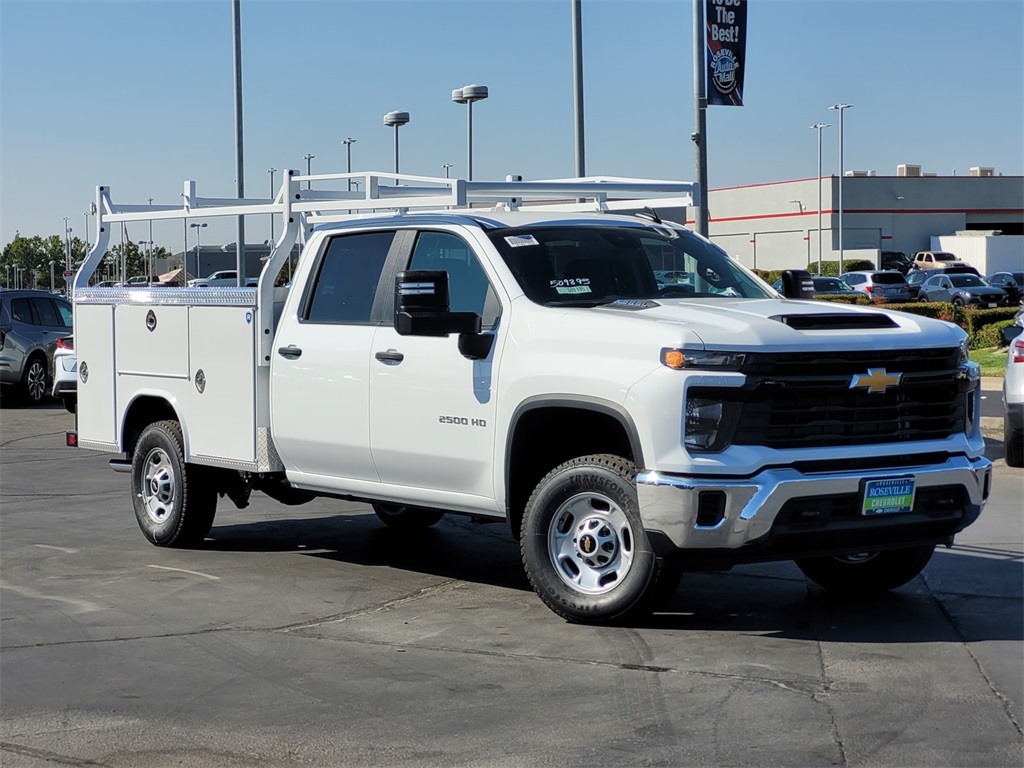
xmin=147 ymin=197 xmax=154 ymax=275
xmin=451 ymin=84 xmax=488 ymax=181
xmin=810 ymin=122 xmax=830 ymax=275
xmin=138 ymin=241 xmax=153 ymax=277
xmin=342 ymin=138 xmax=356 ymax=190
xmin=190 ymin=222 xmax=207 ymax=277
xmin=268 ymin=168 xmax=277 ymax=243
xmin=303 ymin=153 xmax=315 ymax=189
xmin=49 ymin=261 xmax=55 ymax=291
xmin=383 ymin=111 xmax=410 ymax=176
xmin=828 ymin=103 xmax=852 ymax=274
xmin=442 ymin=163 xmax=453 ymax=178
xmin=62 ymin=217 xmax=72 ymax=272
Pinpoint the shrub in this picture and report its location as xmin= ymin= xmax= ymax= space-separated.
xmin=975 ymin=319 xmax=1017 ymax=349
xmin=814 ymin=294 xmax=869 ymax=305
xmin=808 ymin=259 xmax=874 ymax=277
xmin=961 ymin=307 xmax=1021 ymax=348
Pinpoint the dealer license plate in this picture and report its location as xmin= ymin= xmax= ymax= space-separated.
xmin=862 ymin=477 xmax=916 ymax=516
xmin=987 ymin=302 xmax=997 ymax=308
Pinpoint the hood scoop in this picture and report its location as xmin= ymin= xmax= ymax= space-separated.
xmin=770 ymin=312 xmax=898 ymax=330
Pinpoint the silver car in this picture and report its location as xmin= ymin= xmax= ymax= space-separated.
xmin=838 ymin=270 xmax=912 ymax=303
xmin=0 ymin=289 xmax=73 ymax=404
xmin=1003 ymin=309 xmax=1024 ymax=468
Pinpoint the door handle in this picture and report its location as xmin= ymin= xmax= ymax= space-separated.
xmin=375 ymin=349 xmax=404 ymax=363
xmin=277 ymin=345 xmax=302 ymax=358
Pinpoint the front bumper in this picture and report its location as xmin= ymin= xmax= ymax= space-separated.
xmin=636 ymin=454 xmax=991 ymax=564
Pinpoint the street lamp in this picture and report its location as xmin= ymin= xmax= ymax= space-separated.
xmin=49 ymin=260 xmax=55 ymax=291
xmin=268 ymin=168 xmax=277 ymax=242
xmin=810 ymin=122 xmax=830 ymax=276
xmin=383 ymin=111 xmax=410 ymax=175
xmin=828 ymin=103 xmax=853 ymax=273
xmin=451 ymin=84 xmax=488 ymax=180
xmin=442 ymin=163 xmax=453 ymax=179
xmin=190 ymin=222 xmax=207 ymax=277
xmin=342 ymin=138 xmax=356 ymax=190
xmin=303 ymin=153 xmax=315 ymax=189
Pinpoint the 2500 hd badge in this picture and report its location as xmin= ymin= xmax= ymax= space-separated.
xmin=438 ymin=415 xmax=487 ymax=427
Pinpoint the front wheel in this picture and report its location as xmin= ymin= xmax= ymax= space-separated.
xmin=521 ymin=454 xmax=657 ymax=624
xmin=131 ymin=420 xmax=217 ymax=547
xmin=795 ymin=545 xmax=935 ymax=595
xmin=372 ymin=502 xmax=445 ymax=530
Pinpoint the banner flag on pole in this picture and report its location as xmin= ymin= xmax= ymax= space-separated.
xmin=705 ymin=0 xmax=747 ymax=106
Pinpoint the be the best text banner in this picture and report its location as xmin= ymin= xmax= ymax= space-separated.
xmin=705 ymin=0 xmax=747 ymax=107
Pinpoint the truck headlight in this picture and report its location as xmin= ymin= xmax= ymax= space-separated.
xmin=661 ymin=348 xmax=746 ymax=370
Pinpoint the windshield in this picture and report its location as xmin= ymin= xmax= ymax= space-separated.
xmin=951 ymin=275 xmax=984 ymax=287
xmin=488 ymin=224 xmax=773 ymax=306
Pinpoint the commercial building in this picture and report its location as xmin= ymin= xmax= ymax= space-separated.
xmin=696 ymin=166 xmax=1023 ymax=274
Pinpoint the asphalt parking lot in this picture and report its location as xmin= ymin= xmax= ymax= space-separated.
xmin=1 ymin=397 xmax=1021 ymax=767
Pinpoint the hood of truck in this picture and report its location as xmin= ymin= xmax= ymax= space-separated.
xmin=577 ymin=297 xmax=968 ymax=352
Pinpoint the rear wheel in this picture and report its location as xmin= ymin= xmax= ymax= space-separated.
xmin=21 ymin=356 xmax=47 ymax=405
xmin=131 ymin=420 xmax=217 ymax=547
xmin=1005 ymin=418 xmax=1024 ymax=468
xmin=795 ymin=545 xmax=935 ymax=595
xmin=520 ymin=454 xmax=658 ymax=624
xmin=372 ymin=502 xmax=445 ymax=530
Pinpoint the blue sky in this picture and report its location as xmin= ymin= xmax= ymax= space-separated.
xmin=2 ymin=0 xmax=1022 ymax=250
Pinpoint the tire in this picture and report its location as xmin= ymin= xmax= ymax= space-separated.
xmin=21 ymin=356 xmax=47 ymax=405
xmin=61 ymin=395 xmax=76 ymax=414
xmin=952 ymin=297 xmax=964 ymax=307
xmin=795 ymin=545 xmax=935 ymax=595
xmin=1005 ymin=418 xmax=1024 ymax=468
xmin=520 ymin=454 xmax=658 ymax=624
xmin=372 ymin=502 xmax=445 ymax=530
xmin=131 ymin=420 xmax=217 ymax=547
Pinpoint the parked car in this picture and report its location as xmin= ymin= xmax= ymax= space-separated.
xmin=0 ymin=289 xmax=73 ymax=404
xmin=125 ymin=275 xmax=162 ymax=286
xmin=92 ymin=280 xmax=120 ymax=288
xmin=905 ymin=268 xmax=931 ymax=300
xmin=880 ymin=250 xmax=913 ymax=275
xmin=771 ymin=276 xmax=860 ymax=296
xmin=912 ymin=251 xmax=968 ymax=270
xmin=917 ymin=272 xmax=1008 ymax=307
xmin=985 ymin=271 xmax=1024 ymax=305
xmin=49 ymin=334 xmax=76 ymax=413
xmin=838 ymin=270 xmax=912 ymax=303
xmin=1003 ymin=310 xmax=1024 ymax=467
xmin=187 ymin=270 xmax=258 ymax=288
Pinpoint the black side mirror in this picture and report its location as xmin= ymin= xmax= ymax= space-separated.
xmin=1002 ymin=325 xmax=1023 ymax=344
xmin=395 ymin=270 xmax=481 ymax=337
xmin=780 ymin=269 xmax=815 ymax=300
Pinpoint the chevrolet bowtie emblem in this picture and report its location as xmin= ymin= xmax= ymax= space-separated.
xmin=850 ymin=368 xmax=902 ymax=393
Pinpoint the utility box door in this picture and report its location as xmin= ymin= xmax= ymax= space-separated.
xmin=115 ymin=305 xmax=190 ymax=379
xmin=184 ymin=305 xmax=257 ymax=463
xmin=75 ymin=304 xmax=116 ymax=445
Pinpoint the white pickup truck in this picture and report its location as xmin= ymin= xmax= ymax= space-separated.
xmin=69 ymin=171 xmax=992 ymax=624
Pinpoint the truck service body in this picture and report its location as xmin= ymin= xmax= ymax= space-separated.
xmin=69 ymin=171 xmax=992 ymax=623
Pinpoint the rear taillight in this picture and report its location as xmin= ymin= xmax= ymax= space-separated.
xmin=864 ymin=285 xmax=874 ymax=293
xmin=1012 ymin=338 xmax=1024 ymax=364
xmin=57 ymin=336 xmax=74 ymax=351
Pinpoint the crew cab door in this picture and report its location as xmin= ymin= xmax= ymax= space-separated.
xmin=369 ymin=230 xmax=503 ymax=500
xmin=271 ymin=230 xmax=402 ymax=483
